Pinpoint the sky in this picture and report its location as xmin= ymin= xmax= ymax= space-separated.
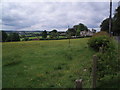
xmin=0 ymin=0 xmax=120 ymax=31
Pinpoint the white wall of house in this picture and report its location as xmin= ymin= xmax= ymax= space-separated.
xmin=80 ymin=30 xmax=94 ymax=36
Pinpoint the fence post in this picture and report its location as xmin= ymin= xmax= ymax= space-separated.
xmin=99 ymin=45 xmax=104 ymax=53
xmin=75 ymin=79 xmax=82 ymax=89
xmin=92 ymin=55 xmax=97 ymax=88
xmin=99 ymin=47 xmax=103 ymax=53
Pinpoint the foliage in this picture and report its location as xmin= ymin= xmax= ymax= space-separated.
xmin=100 ymin=18 xmax=110 ymax=33
xmin=113 ymin=6 xmax=120 ymax=34
xmin=74 ymin=23 xmax=88 ymax=36
xmin=21 ymin=35 xmax=29 ymax=41
xmin=73 ymin=25 xmax=80 ymax=36
xmin=66 ymin=23 xmax=88 ymax=37
xmin=92 ymin=31 xmax=110 ymax=37
xmin=66 ymin=28 xmax=76 ymax=36
xmin=88 ymin=31 xmax=112 ymax=51
xmin=1 ymin=30 xmax=8 ymax=42
xmin=96 ymin=47 xmax=118 ymax=82
xmin=78 ymin=23 xmax=88 ymax=31
xmin=6 ymin=33 xmax=20 ymax=42
xmin=51 ymin=30 xmax=57 ymax=33
xmin=95 ymin=39 xmax=119 ymax=87
xmin=88 ymin=31 xmax=119 ymax=87
xmin=100 ymin=6 xmax=120 ymax=35
xmin=42 ymin=30 xmax=47 ymax=39
xmin=66 ymin=32 xmax=72 ymax=39
xmin=49 ymin=29 xmax=59 ymax=39
xmin=66 ymin=28 xmax=75 ymax=38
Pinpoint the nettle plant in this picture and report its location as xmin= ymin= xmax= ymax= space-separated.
xmin=88 ymin=31 xmax=118 ymax=82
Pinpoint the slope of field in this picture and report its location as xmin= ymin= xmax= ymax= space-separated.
xmin=2 ymin=38 xmax=95 ymax=88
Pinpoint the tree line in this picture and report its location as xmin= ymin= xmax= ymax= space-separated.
xmin=42 ymin=23 xmax=89 ymax=39
xmin=100 ymin=5 xmax=120 ymax=35
xmin=1 ymin=23 xmax=89 ymax=42
xmin=1 ymin=31 xmax=20 ymax=42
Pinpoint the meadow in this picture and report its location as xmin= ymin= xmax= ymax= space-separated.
xmin=2 ymin=38 xmax=95 ymax=88
xmin=21 ymin=35 xmax=66 ymax=40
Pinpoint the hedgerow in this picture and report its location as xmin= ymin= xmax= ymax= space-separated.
xmin=88 ymin=31 xmax=119 ymax=87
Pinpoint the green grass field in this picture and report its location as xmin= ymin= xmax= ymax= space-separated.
xmin=2 ymin=38 xmax=95 ymax=88
xmin=21 ymin=35 xmax=66 ymax=40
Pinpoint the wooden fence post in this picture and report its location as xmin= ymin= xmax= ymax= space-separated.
xmin=75 ymin=79 xmax=82 ymax=89
xmin=99 ymin=45 xmax=104 ymax=53
xmin=92 ymin=55 xmax=97 ymax=88
xmin=99 ymin=47 xmax=103 ymax=53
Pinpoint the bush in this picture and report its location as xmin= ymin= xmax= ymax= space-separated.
xmin=96 ymin=49 xmax=118 ymax=82
xmin=88 ymin=31 xmax=119 ymax=87
xmin=93 ymin=31 xmax=110 ymax=37
xmin=88 ymin=31 xmax=112 ymax=51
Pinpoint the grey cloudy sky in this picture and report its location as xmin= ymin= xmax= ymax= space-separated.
xmin=0 ymin=1 xmax=119 ymax=31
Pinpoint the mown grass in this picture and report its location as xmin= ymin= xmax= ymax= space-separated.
xmin=2 ymin=38 xmax=95 ymax=88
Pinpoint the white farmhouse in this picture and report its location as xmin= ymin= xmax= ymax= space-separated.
xmin=80 ymin=30 xmax=94 ymax=37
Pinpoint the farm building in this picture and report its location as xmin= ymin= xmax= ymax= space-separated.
xmin=80 ymin=30 xmax=95 ymax=37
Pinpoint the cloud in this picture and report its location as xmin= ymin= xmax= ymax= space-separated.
xmin=1 ymin=2 xmax=119 ymax=31
xmin=1 ymin=0 xmax=120 ymax=2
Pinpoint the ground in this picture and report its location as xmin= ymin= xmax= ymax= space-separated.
xmin=2 ymin=38 xmax=95 ymax=88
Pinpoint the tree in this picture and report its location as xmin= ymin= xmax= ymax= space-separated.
xmin=78 ymin=23 xmax=88 ymax=31
xmin=7 ymin=33 xmax=20 ymax=42
xmin=66 ymin=28 xmax=76 ymax=36
xmin=52 ymin=30 xmax=57 ymax=33
xmin=12 ymin=33 xmax=20 ymax=41
xmin=113 ymin=6 xmax=120 ymax=35
xmin=100 ymin=18 xmax=110 ymax=33
xmin=21 ymin=35 xmax=29 ymax=41
xmin=1 ymin=30 xmax=8 ymax=42
xmin=49 ymin=29 xmax=59 ymax=39
xmin=100 ymin=5 xmax=120 ymax=35
xmin=42 ymin=30 xmax=47 ymax=39
xmin=66 ymin=30 xmax=72 ymax=39
xmin=66 ymin=23 xmax=88 ymax=37
xmin=73 ymin=23 xmax=88 ymax=36
xmin=73 ymin=25 xmax=80 ymax=36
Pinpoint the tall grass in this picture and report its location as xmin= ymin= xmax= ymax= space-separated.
xmin=2 ymin=38 xmax=95 ymax=88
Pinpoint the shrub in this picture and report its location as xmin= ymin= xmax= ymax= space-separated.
xmin=88 ymin=31 xmax=113 ymax=51
xmin=96 ymin=48 xmax=118 ymax=82
xmin=92 ymin=31 xmax=110 ymax=37
xmin=88 ymin=31 xmax=119 ymax=87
